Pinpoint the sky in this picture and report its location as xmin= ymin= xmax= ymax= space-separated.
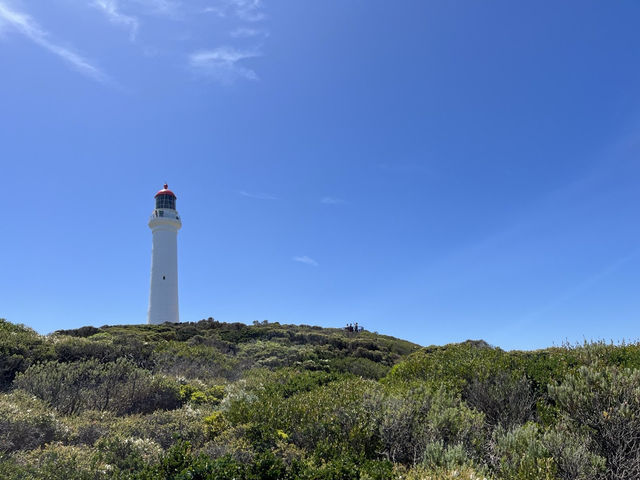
xmin=1 ymin=0 xmax=640 ymax=350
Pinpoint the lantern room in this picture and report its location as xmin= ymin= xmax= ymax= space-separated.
xmin=155 ymin=183 xmax=176 ymax=210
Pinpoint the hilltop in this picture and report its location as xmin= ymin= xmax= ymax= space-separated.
xmin=53 ymin=319 xmax=421 ymax=381
xmin=2 ymin=317 xmax=640 ymax=479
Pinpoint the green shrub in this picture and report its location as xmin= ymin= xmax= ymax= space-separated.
xmin=113 ymin=405 xmax=210 ymax=449
xmin=403 ymin=464 xmax=492 ymax=480
xmin=0 ymin=319 xmax=53 ymax=390
xmin=131 ymin=441 xmax=248 ymax=480
xmin=384 ymin=341 xmax=512 ymax=393
xmin=236 ymin=340 xmax=317 ymax=370
xmin=463 ymin=371 xmax=537 ymax=429
xmin=200 ymin=423 xmax=257 ymax=464
xmin=380 ymin=387 xmax=485 ymax=465
xmin=135 ymin=442 xmax=301 ymax=480
xmin=153 ymin=342 xmax=237 ymax=381
xmin=0 ymin=390 xmax=64 ymax=453
xmin=65 ymin=410 xmax=114 ymax=446
xmin=203 ymin=411 xmax=229 ymax=440
xmin=54 ymin=326 xmax=102 ymax=338
xmin=14 ymin=358 xmax=181 ymax=415
xmin=277 ymin=377 xmax=384 ymax=458
xmin=295 ymin=456 xmax=394 ymax=480
xmin=223 ymin=374 xmax=384 ymax=458
xmin=541 ymin=425 xmax=605 ymax=480
xmin=491 ymin=423 xmax=556 ymax=480
xmin=329 ymin=357 xmax=390 ymax=379
xmin=550 ymin=365 xmax=640 ymax=479
xmin=0 ymin=457 xmax=28 ymax=480
xmin=12 ymin=443 xmax=107 ymax=480
xmin=53 ymin=334 xmax=154 ymax=368
xmin=179 ymin=382 xmax=225 ymax=405
xmin=94 ymin=434 xmax=162 ymax=473
xmin=422 ymin=441 xmax=470 ymax=470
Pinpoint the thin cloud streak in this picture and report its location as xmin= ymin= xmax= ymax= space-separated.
xmin=202 ymin=0 xmax=264 ymax=21
xmin=93 ymin=0 xmax=139 ymax=40
xmin=238 ymin=190 xmax=277 ymax=200
xmin=202 ymin=6 xmax=225 ymax=16
xmin=293 ymin=256 xmax=319 ymax=267
xmin=230 ymin=27 xmax=268 ymax=38
xmin=229 ymin=0 xmax=265 ymax=21
xmin=131 ymin=0 xmax=180 ymax=15
xmin=189 ymin=47 xmax=259 ymax=83
xmin=0 ymin=2 xmax=109 ymax=83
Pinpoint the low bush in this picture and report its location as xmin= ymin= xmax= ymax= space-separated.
xmin=403 ymin=464 xmax=492 ymax=480
xmin=490 ymin=423 xmax=556 ymax=480
xmin=179 ymin=382 xmax=225 ymax=406
xmin=541 ymin=425 xmax=605 ymax=480
xmin=132 ymin=441 xmax=298 ymax=480
xmin=380 ymin=387 xmax=485 ymax=466
xmin=53 ymin=334 xmax=154 ymax=368
xmin=384 ymin=341 xmax=511 ymax=393
xmin=550 ymin=365 xmax=640 ymax=480
xmin=0 ymin=320 xmax=53 ymax=390
xmin=112 ymin=405 xmax=210 ymax=449
xmin=463 ymin=371 xmax=537 ymax=429
xmin=94 ymin=434 xmax=163 ymax=473
xmin=152 ymin=342 xmax=237 ymax=381
xmin=65 ymin=410 xmax=114 ymax=446
xmin=14 ymin=358 xmax=181 ymax=415
xmin=10 ymin=443 xmax=106 ymax=480
xmin=0 ymin=390 xmax=64 ymax=453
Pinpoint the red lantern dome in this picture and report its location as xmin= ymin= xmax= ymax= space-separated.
xmin=155 ymin=183 xmax=176 ymax=198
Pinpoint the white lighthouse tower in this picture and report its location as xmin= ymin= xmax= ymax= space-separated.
xmin=147 ymin=184 xmax=182 ymax=324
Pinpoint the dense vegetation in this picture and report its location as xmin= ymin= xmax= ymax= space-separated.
xmin=1 ymin=318 xmax=640 ymax=479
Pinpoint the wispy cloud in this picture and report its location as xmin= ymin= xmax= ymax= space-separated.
xmin=293 ymin=256 xmax=319 ymax=267
xmin=203 ymin=0 xmax=264 ymax=21
xmin=189 ymin=46 xmax=259 ymax=83
xmin=229 ymin=0 xmax=264 ymax=21
xmin=93 ymin=0 xmax=139 ymax=40
xmin=202 ymin=6 xmax=225 ymax=16
xmin=321 ymin=196 xmax=346 ymax=205
xmin=0 ymin=2 xmax=109 ymax=83
xmin=238 ymin=190 xmax=276 ymax=200
xmin=131 ymin=0 xmax=180 ymax=15
xmin=93 ymin=0 xmax=183 ymax=38
xmin=230 ymin=26 xmax=268 ymax=38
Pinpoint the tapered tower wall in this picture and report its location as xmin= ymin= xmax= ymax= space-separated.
xmin=147 ymin=185 xmax=181 ymax=324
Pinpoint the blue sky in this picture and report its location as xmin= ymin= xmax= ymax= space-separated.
xmin=1 ymin=0 xmax=640 ymax=350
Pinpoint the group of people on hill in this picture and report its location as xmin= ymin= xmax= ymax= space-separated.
xmin=344 ymin=322 xmax=362 ymax=333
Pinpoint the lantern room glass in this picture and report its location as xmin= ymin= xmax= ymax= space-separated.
xmin=156 ymin=194 xmax=176 ymax=210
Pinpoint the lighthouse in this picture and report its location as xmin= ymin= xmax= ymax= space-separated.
xmin=147 ymin=184 xmax=182 ymax=324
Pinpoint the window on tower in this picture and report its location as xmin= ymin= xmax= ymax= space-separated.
xmin=155 ymin=195 xmax=176 ymax=210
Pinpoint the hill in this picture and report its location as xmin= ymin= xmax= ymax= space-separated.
xmin=2 ymin=318 xmax=640 ymax=479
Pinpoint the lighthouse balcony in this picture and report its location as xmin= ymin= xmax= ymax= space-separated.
xmin=149 ymin=209 xmax=182 ymax=229
xmin=151 ymin=209 xmax=180 ymax=220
